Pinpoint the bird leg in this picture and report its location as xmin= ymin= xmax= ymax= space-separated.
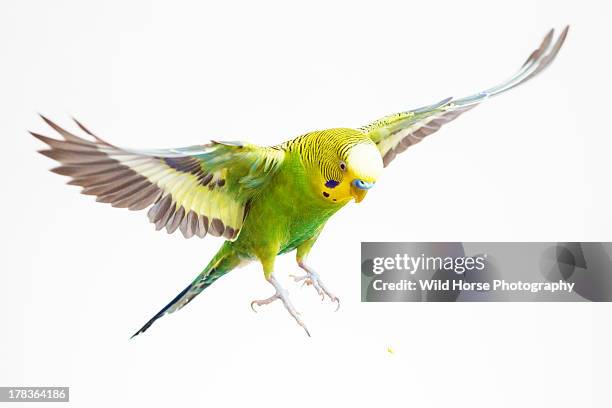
xmin=251 ymin=274 xmax=310 ymax=336
xmin=291 ymin=262 xmax=340 ymax=311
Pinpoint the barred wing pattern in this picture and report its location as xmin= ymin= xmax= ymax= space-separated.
xmin=33 ymin=117 xmax=284 ymax=240
xmin=361 ymin=26 xmax=569 ymax=166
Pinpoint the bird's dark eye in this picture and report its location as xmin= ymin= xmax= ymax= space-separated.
xmin=339 ymin=161 xmax=346 ymax=171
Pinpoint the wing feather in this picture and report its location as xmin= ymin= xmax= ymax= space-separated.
xmin=361 ymin=26 xmax=569 ymax=166
xmin=34 ymin=117 xmax=284 ymax=240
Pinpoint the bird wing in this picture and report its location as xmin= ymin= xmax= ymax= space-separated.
xmin=360 ymin=26 xmax=569 ymax=167
xmin=33 ymin=117 xmax=284 ymax=240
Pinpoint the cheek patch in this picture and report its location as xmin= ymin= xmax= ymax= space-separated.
xmin=325 ymin=179 xmax=340 ymax=188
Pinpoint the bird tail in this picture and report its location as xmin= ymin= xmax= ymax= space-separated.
xmin=131 ymin=243 xmax=241 ymax=338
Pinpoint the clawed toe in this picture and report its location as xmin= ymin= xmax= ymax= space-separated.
xmin=250 ymin=275 xmax=310 ymax=336
xmin=293 ymin=264 xmax=341 ymax=311
xmin=331 ymin=296 xmax=340 ymax=312
xmin=251 ymin=296 xmax=274 ymax=312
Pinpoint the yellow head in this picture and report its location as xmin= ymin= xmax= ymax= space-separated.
xmin=299 ymin=129 xmax=383 ymax=204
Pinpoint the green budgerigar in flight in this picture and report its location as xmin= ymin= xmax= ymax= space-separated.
xmin=33 ymin=27 xmax=568 ymax=337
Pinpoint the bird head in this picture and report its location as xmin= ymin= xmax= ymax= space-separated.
xmin=309 ymin=130 xmax=383 ymax=204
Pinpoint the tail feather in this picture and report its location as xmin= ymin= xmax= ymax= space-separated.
xmin=130 ymin=283 xmax=194 ymax=339
xmin=130 ymin=243 xmax=240 ymax=338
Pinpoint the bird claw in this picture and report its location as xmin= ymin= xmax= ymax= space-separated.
xmin=293 ymin=264 xmax=341 ymax=311
xmin=250 ymin=291 xmax=282 ymax=312
xmin=251 ymin=275 xmax=310 ymax=336
xmin=250 ymin=300 xmax=262 ymax=313
xmin=332 ymin=297 xmax=340 ymax=312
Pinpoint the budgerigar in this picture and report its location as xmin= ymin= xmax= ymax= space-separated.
xmin=32 ymin=27 xmax=568 ymax=337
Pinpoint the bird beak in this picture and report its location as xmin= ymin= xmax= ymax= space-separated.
xmin=351 ymin=179 xmax=374 ymax=203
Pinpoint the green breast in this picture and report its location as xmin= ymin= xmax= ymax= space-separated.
xmin=231 ymin=150 xmax=345 ymax=257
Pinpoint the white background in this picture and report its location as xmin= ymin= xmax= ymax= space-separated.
xmin=1 ymin=0 xmax=611 ymax=407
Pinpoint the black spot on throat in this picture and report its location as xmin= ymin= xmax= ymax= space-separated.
xmin=323 ymin=192 xmax=330 ymax=198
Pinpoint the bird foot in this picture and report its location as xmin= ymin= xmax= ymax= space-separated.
xmin=291 ymin=263 xmax=340 ymax=311
xmin=251 ymin=275 xmax=310 ymax=337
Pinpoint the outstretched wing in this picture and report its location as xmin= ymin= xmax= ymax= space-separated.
xmin=360 ymin=26 xmax=569 ymax=167
xmin=32 ymin=117 xmax=284 ymax=240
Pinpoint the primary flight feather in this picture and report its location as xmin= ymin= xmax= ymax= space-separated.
xmin=32 ymin=27 xmax=569 ymax=336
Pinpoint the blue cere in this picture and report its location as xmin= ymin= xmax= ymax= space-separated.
xmin=352 ymin=179 xmax=374 ymax=190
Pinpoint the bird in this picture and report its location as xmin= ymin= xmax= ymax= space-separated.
xmin=32 ymin=27 xmax=569 ymax=337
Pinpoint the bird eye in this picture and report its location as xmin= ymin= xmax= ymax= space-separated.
xmin=339 ymin=161 xmax=347 ymax=171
